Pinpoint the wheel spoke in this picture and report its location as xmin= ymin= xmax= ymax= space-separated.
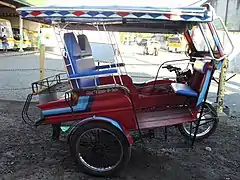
xmin=190 ymin=120 xmax=214 ymax=130
xmin=76 ymin=127 xmax=124 ymax=172
xmin=182 ymin=105 xmax=218 ymax=138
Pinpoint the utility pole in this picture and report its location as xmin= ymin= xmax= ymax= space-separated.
xmin=19 ymin=16 xmax=24 ymax=52
xmin=216 ymin=0 xmax=231 ymax=115
xmin=224 ymin=0 xmax=230 ymax=27
xmin=39 ymin=44 xmax=45 ymax=82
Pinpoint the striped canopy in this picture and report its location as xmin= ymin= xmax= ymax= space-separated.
xmin=16 ymin=3 xmax=214 ymax=33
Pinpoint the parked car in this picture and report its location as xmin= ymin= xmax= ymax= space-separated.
xmin=167 ymin=35 xmax=186 ymax=53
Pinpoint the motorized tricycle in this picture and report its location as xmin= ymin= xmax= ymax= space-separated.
xmin=18 ymin=2 xmax=234 ymax=177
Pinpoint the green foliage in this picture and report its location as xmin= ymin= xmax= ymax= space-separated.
xmin=13 ymin=0 xmax=47 ymax=6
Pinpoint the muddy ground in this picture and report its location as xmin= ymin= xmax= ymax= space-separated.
xmin=0 ymin=100 xmax=239 ymax=180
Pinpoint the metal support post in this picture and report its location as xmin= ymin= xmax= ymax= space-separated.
xmin=127 ymin=32 xmax=130 ymax=45
xmin=38 ymin=44 xmax=59 ymax=140
xmin=39 ymin=44 xmax=45 ymax=82
xmin=192 ymin=69 xmax=215 ymax=146
xmin=164 ymin=127 xmax=168 ymax=141
xmin=37 ymin=23 xmax=41 ymax=50
xmin=217 ymin=58 xmax=229 ymax=113
xmin=224 ymin=0 xmax=230 ymax=26
xmin=19 ymin=16 xmax=24 ymax=52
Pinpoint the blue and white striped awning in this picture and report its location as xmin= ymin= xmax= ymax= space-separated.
xmin=16 ymin=2 xmax=214 ymax=33
xmin=16 ymin=3 xmax=213 ymax=23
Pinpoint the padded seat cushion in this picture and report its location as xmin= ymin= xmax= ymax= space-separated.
xmin=171 ymin=83 xmax=198 ymax=97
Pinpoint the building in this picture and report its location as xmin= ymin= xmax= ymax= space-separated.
xmin=0 ymin=0 xmax=47 ymax=51
xmin=208 ymin=0 xmax=240 ymax=31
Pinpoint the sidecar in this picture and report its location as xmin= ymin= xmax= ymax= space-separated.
xmin=18 ymin=2 xmax=234 ymax=177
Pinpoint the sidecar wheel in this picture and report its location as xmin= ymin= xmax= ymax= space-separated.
xmin=69 ymin=121 xmax=131 ymax=177
xmin=178 ymin=103 xmax=219 ymax=141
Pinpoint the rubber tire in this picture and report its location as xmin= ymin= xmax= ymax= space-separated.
xmin=178 ymin=103 xmax=219 ymax=141
xmin=69 ymin=121 xmax=131 ymax=177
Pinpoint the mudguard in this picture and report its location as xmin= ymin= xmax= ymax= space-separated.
xmin=67 ymin=116 xmax=133 ymax=145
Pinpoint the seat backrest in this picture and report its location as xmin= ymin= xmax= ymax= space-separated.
xmin=76 ymin=34 xmax=95 ymax=72
xmin=77 ymin=34 xmax=92 ymax=57
xmin=76 ymin=34 xmax=98 ymax=87
xmin=189 ymin=70 xmax=204 ymax=93
xmin=190 ymin=60 xmax=213 ymax=108
xmin=63 ymin=32 xmax=82 ymax=89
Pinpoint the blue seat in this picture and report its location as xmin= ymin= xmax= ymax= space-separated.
xmin=170 ymin=60 xmax=213 ymax=108
xmin=63 ymin=32 xmax=119 ymax=89
xmin=171 ymin=83 xmax=198 ymax=97
xmin=77 ymin=34 xmax=125 ymax=71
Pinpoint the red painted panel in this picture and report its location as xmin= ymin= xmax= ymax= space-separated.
xmin=31 ymin=11 xmax=42 ymax=16
xmin=139 ymin=117 xmax=193 ymax=129
xmin=42 ymin=92 xmax=137 ymax=130
xmin=44 ymin=107 xmax=137 ymax=130
xmin=73 ymin=11 xmax=85 ymax=16
xmin=137 ymin=108 xmax=194 ymax=129
xmin=37 ymin=98 xmax=72 ymax=110
xmin=164 ymin=14 xmax=172 ymax=20
xmin=37 ymin=73 xmax=200 ymax=132
xmin=144 ymin=79 xmax=174 ymax=86
xmin=136 ymin=94 xmax=187 ymax=109
xmin=117 ymin=12 xmax=130 ymax=17
xmin=99 ymin=75 xmax=138 ymax=94
xmin=91 ymin=93 xmax=132 ymax=112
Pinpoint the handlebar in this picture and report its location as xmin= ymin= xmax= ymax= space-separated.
xmin=162 ymin=64 xmax=192 ymax=83
xmin=162 ymin=65 xmax=181 ymax=73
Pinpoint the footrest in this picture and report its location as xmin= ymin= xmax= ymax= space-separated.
xmin=171 ymin=83 xmax=198 ymax=97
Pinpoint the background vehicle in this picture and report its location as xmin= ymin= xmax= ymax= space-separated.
xmin=12 ymin=26 xmax=32 ymax=50
xmin=27 ymin=29 xmax=38 ymax=49
xmin=0 ymin=19 xmax=14 ymax=50
xmin=167 ymin=34 xmax=186 ymax=53
xmin=143 ymin=40 xmax=160 ymax=56
xmin=155 ymin=34 xmax=169 ymax=50
xmin=137 ymin=38 xmax=148 ymax=46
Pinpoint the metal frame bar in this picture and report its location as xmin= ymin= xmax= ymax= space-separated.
xmin=102 ymin=24 xmax=124 ymax=85
xmin=210 ymin=16 xmax=234 ymax=112
xmin=191 ymin=68 xmax=215 ymax=146
xmin=53 ymin=24 xmax=77 ymax=89
xmin=198 ymin=23 xmax=215 ymax=58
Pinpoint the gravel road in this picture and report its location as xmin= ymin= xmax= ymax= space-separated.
xmin=0 ymin=100 xmax=239 ymax=180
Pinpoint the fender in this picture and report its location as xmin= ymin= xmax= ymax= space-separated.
xmin=67 ymin=116 xmax=133 ymax=145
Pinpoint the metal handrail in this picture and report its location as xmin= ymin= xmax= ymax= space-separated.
xmin=72 ymin=83 xmax=131 ymax=94
xmin=214 ymin=16 xmax=234 ymax=60
xmin=199 ymin=23 xmax=215 ymax=59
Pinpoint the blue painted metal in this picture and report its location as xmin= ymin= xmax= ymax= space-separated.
xmin=67 ymin=115 xmax=133 ymax=145
xmin=171 ymin=83 xmax=198 ymax=97
xmin=63 ymin=32 xmax=81 ymax=89
xmin=42 ymin=96 xmax=91 ymax=116
xmin=92 ymin=116 xmax=123 ymax=132
xmin=63 ymin=32 xmax=118 ymax=88
xmin=196 ymin=69 xmax=212 ymax=107
xmin=69 ymin=68 xmax=117 ymax=78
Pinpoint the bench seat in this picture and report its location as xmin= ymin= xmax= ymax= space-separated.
xmin=171 ymin=83 xmax=198 ymax=97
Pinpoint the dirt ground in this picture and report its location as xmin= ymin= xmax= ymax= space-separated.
xmin=0 ymin=100 xmax=239 ymax=180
